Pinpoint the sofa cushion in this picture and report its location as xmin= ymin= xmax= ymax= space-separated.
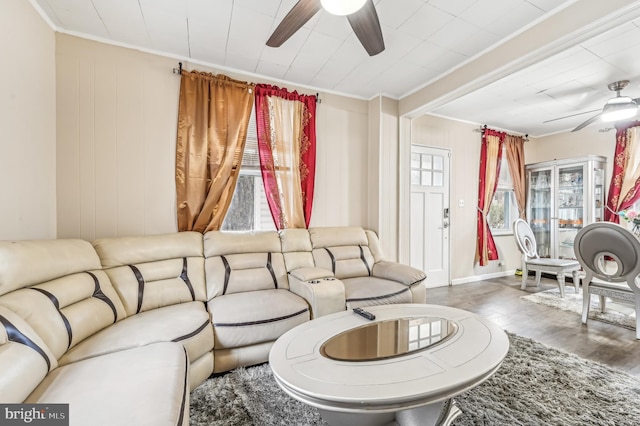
xmin=26 ymin=342 xmax=189 ymax=426
xmin=308 ymin=227 xmax=376 ymax=280
xmin=372 ymin=261 xmax=426 ymax=286
xmin=204 ymin=231 xmax=289 ymax=298
xmin=343 ymin=277 xmax=413 ymax=309
xmin=93 ymin=231 xmax=203 ymax=268
xmin=0 ymin=306 xmax=58 ymax=403
xmin=0 ymin=239 xmax=101 ymax=296
xmin=209 ymin=289 xmax=309 ymax=349
xmin=59 ymin=301 xmax=213 ymax=367
xmin=204 ymin=231 xmax=281 ymax=257
xmin=312 ymin=245 xmax=374 ymax=279
xmin=279 ymin=228 xmax=314 ymax=272
xmin=0 ymin=269 xmax=126 ymax=360
xmin=93 ymin=232 xmax=206 ymax=316
xmin=309 ymin=227 xmax=368 ymax=248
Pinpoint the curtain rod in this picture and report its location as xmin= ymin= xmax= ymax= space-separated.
xmin=473 ymin=124 xmax=529 ymax=141
xmin=171 ymin=61 xmax=321 ymax=103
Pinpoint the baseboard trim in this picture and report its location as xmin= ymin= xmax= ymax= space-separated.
xmin=450 ymin=270 xmax=517 ymax=286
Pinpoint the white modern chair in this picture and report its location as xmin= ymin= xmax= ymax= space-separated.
xmin=513 ymin=218 xmax=581 ymax=297
xmin=573 ymin=222 xmax=640 ymax=339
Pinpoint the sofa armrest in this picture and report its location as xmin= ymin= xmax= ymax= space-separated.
xmin=372 ymin=261 xmax=426 ymax=286
xmin=289 ymin=267 xmax=334 ymax=282
xmin=288 ymin=271 xmax=344 ymax=319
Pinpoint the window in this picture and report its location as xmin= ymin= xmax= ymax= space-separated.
xmin=411 ymin=152 xmax=444 ymax=187
xmin=221 ymin=110 xmax=276 ymax=231
xmin=488 ymin=147 xmax=518 ymax=234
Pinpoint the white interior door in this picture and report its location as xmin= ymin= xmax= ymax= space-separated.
xmin=410 ymin=145 xmax=450 ymax=287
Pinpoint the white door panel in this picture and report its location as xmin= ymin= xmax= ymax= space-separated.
xmin=410 ymin=145 xmax=450 ymax=287
xmin=410 ymin=192 xmax=425 ymax=270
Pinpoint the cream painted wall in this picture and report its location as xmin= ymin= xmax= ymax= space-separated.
xmin=525 ymin=126 xmax=614 ymax=185
xmin=410 ymin=115 xmax=521 ymax=282
xmin=0 ymin=0 xmax=56 ymax=240
xmin=55 ymin=35 xmax=369 ymax=240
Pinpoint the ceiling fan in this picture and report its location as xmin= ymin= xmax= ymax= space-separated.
xmin=266 ymin=0 xmax=385 ymax=56
xmin=545 ymin=80 xmax=640 ymax=132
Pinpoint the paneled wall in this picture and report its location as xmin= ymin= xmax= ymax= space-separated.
xmin=55 ymin=35 xmax=370 ymax=240
xmin=0 ymin=0 xmax=56 ymax=240
xmin=367 ymin=96 xmax=399 ymax=261
xmin=310 ymin=93 xmax=369 ymax=229
xmin=56 ymin=35 xmax=179 ymax=239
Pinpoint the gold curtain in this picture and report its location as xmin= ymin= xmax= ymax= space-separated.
xmin=267 ymin=97 xmax=306 ymax=228
xmin=175 ymin=71 xmax=254 ymax=233
xmin=618 ymin=126 xmax=640 ymax=207
xmin=504 ymin=134 xmax=526 ymax=219
xmin=481 ymin=134 xmax=502 ymax=214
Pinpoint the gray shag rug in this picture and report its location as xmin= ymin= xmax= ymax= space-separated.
xmin=190 ymin=333 xmax=640 ymax=425
xmin=522 ymin=287 xmax=637 ymax=330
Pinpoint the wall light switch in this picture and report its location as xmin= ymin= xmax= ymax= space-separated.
xmin=458 ymin=199 xmax=464 ymax=207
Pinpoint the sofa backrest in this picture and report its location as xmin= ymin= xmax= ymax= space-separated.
xmin=0 ymin=239 xmax=126 ymax=361
xmin=309 ymin=227 xmax=376 ymax=279
xmin=0 ymin=306 xmax=59 ymax=402
xmin=204 ymin=231 xmax=288 ymax=299
xmin=279 ymin=229 xmax=314 ymax=272
xmin=92 ymin=232 xmax=206 ymax=316
xmin=364 ymin=230 xmax=386 ymax=263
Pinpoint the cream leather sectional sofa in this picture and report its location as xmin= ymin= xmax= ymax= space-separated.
xmin=0 ymin=226 xmax=426 ymax=425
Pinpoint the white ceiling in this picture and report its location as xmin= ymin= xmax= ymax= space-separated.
xmin=29 ymin=0 xmax=640 ymax=137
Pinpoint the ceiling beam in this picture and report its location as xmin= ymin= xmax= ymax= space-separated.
xmin=399 ymin=0 xmax=640 ymax=118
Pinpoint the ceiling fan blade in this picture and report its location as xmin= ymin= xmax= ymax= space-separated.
xmin=347 ymin=0 xmax=385 ymax=56
xmin=542 ymin=109 xmax=601 ymax=124
xmin=266 ymin=0 xmax=321 ymax=48
xmin=571 ymin=113 xmax=602 ymax=132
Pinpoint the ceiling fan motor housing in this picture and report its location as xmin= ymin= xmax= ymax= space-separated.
xmin=608 ymin=80 xmax=630 ymax=93
xmin=602 ymin=80 xmax=637 ymax=122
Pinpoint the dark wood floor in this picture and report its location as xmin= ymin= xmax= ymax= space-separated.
xmin=427 ymin=276 xmax=640 ymax=377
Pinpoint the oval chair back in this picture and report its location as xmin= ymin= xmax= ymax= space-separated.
xmin=574 ymin=222 xmax=640 ymax=292
xmin=514 ymin=218 xmax=539 ymax=260
xmin=573 ymin=222 xmax=640 ymax=339
xmin=513 ymin=218 xmax=581 ymax=298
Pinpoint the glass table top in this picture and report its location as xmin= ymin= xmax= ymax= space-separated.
xmin=320 ymin=316 xmax=458 ymax=362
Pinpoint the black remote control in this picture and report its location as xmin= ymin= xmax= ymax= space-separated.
xmin=353 ymin=307 xmax=375 ymax=320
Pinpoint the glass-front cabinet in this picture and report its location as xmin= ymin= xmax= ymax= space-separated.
xmin=526 ymin=156 xmax=606 ymax=259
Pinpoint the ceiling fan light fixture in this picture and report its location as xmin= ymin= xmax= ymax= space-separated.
xmin=320 ymin=0 xmax=367 ymax=16
xmin=601 ymin=97 xmax=638 ymax=122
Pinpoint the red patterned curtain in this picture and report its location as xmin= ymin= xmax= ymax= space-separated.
xmin=476 ymin=128 xmax=506 ymax=266
xmin=604 ymin=121 xmax=640 ymax=223
xmin=254 ymin=84 xmax=317 ymax=229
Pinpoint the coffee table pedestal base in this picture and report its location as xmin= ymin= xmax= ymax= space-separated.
xmin=317 ymin=398 xmax=461 ymax=426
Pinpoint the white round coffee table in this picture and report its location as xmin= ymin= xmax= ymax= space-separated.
xmin=269 ymin=303 xmax=509 ymax=426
